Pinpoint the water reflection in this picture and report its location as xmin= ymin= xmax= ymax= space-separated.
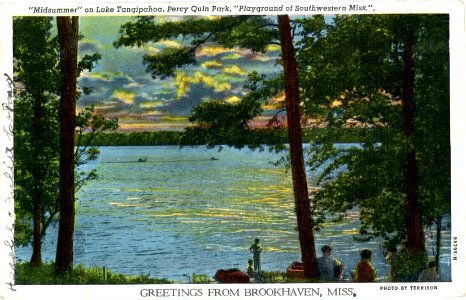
xmin=16 ymin=146 xmax=451 ymax=282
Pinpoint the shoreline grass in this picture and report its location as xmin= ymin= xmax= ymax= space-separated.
xmin=16 ymin=262 xmax=307 ymax=284
xmin=15 ymin=262 xmax=172 ymax=285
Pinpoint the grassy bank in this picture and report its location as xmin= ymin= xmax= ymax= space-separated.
xmin=15 ymin=262 xmax=172 ymax=285
xmin=16 ymin=262 xmax=307 ymax=284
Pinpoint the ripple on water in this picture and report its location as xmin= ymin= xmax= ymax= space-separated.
xmin=18 ymin=146 xmax=451 ymax=282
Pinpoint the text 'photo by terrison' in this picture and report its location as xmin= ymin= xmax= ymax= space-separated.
xmin=11 ymin=14 xmax=451 ymax=286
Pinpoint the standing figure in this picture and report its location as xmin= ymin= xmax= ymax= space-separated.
xmin=385 ymin=245 xmax=398 ymax=281
xmin=317 ymin=245 xmax=345 ymax=282
xmin=354 ymin=249 xmax=377 ymax=282
xmin=418 ymin=261 xmax=440 ymax=282
xmin=249 ymin=238 xmax=263 ymax=273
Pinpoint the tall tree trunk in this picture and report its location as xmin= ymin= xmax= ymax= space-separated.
xmin=278 ymin=15 xmax=318 ymax=280
xmin=402 ymin=26 xmax=425 ymax=253
xmin=30 ymin=94 xmax=44 ymax=266
xmin=55 ymin=16 xmax=79 ymax=275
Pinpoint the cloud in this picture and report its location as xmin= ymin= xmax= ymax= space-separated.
xmin=164 ymin=83 xmax=225 ymax=116
xmin=264 ymin=91 xmax=286 ymax=110
xmin=92 ymin=101 xmax=122 ymax=116
xmin=84 ymin=71 xmax=114 ymax=81
xmin=140 ymin=45 xmax=161 ymax=56
xmin=266 ymin=44 xmax=281 ymax=52
xmin=139 ymin=100 xmax=166 ymax=109
xmin=196 ymin=45 xmax=276 ymax=65
xmin=196 ymin=45 xmax=233 ymax=57
xmin=75 ymin=16 xmax=283 ymax=131
xmin=221 ymin=53 xmax=243 ymax=60
xmin=222 ymin=65 xmax=248 ymax=76
xmin=158 ymin=40 xmax=184 ymax=49
xmin=79 ymin=38 xmax=101 ymax=54
xmin=174 ymin=71 xmax=233 ymax=99
xmin=111 ymin=89 xmax=137 ymax=105
xmin=213 ymin=73 xmax=247 ymax=84
xmin=201 ymin=60 xmax=223 ymax=69
xmin=224 ymin=95 xmax=241 ymax=104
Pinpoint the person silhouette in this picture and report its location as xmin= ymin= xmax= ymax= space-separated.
xmin=418 ymin=261 xmax=440 ymax=282
xmin=317 ymin=245 xmax=345 ymax=282
xmin=354 ymin=249 xmax=377 ymax=282
xmin=385 ymin=245 xmax=398 ymax=281
xmin=249 ymin=238 xmax=263 ymax=273
xmin=246 ymin=259 xmax=254 ymax=277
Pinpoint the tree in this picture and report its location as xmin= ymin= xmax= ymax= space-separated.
xmin=410 ymin=15 xmax=450 ymax=271
xmin=277 ymin=15 xmax=317 ymax=279
xmin=14 ymin=17 xmax=118 ymax=272
xmin=400 ymin=17 xmax=425 ymax=253
xmin=115 ymin=15 xmax=319 ymax=279
xmin=13 ymin=17 xmax=60 ymax=266
xmin=55 ymin=16 xmax=79 ymax=274
xmin=297 ymin=15 xmax=449 ymax=278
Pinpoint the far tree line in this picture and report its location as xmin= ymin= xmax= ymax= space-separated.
xmin=14 ymin=14 xmax=449 ymax=281
xmin=77 ymin=127 xmax=392 ymax=147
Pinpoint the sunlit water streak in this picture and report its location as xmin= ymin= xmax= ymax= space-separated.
xmin=17 ymin=146 xmax=451 ymax=282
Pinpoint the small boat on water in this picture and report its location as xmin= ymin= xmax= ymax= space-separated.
xmin=287 ymin=261 xmax=305 ymax=279
xmin=138 ymin=158 xmax=147 ymax=162
xmin=214 ymin=268 xmax=250 ymax=283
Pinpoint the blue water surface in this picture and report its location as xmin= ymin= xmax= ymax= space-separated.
xmin=16 ymin=146 xmax=451 ymax=282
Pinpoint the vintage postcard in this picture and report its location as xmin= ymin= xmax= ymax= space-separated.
xmin=0 ymin=0 xmax=465 ymax=299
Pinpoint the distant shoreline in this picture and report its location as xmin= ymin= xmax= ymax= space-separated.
xmin=78 ymin=127 xmax=394 ymax=147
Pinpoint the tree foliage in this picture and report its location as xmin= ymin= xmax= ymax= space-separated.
xmin=298 ymin=15 xmax=450 ymax=258
xmin=114 ymin=16 xmax=281 ymax=143
xmin=13 ymin=17 xmax=61 ymax=265
xmin=14 ymin=95 xmax=60 ymax=246
xmin=13 ymin=17 xmax=118 ymax=267
xmin=178 ymin=71 xmax=275 ymax=149
xmin=114 ymin=16 xmax=278 ymax=78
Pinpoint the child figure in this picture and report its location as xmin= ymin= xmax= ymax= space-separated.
xmin=246 ymin=259 xmax=254 ymax=277
xmin=249 ymin=238 xmax=263 ymax=273
xmin=354 ymin=249 xmax=377 ymax=282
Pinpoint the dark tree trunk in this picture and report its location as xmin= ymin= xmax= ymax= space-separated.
xmin=278 ymin=15 xmax=318 ymax=280
xmin=30 ymin=94 xmax=44 ymax=267
xmin=435 ymin=217 xmax=442 ymax=271
xmin=402 ymin=27 xmax=425 ymax=253
xmin=55 ymin=16 xmax=79 ymax=275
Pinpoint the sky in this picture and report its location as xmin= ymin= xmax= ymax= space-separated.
xmin=77 ymin=16 xmax=284 ymax=132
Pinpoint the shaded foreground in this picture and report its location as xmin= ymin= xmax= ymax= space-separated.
xmin=15 ymin=262 xmax=171 ymax=285
xmin=15 ymin=262 xmax=299 ymax=284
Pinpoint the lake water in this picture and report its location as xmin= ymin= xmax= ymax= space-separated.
xmin=16 ymin=146 xmax=451 ymax=282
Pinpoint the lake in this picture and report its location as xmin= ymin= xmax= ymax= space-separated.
xmin=16 ymin=145 xmax=451 ymax=282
